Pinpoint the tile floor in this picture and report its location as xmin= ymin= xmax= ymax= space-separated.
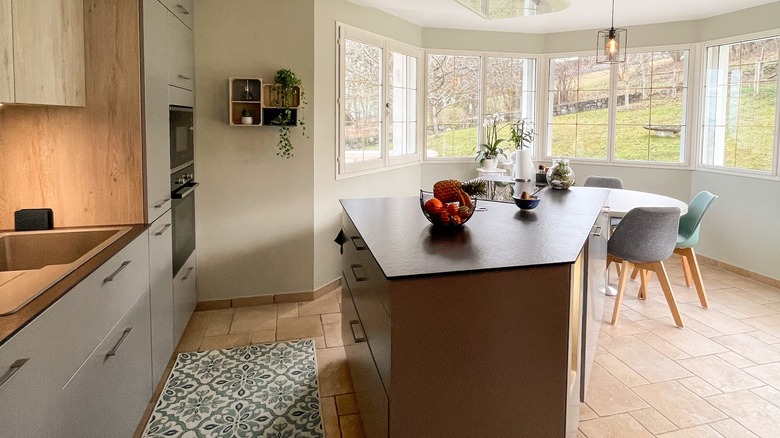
xmin=135 ymin=258 xmax=780 ymax=438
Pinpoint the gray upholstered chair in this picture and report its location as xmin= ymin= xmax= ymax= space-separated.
xmin=583 ymin=176 xmax=624 ymax=189
xmin=608 ymin=207 xmax=684 ymax=327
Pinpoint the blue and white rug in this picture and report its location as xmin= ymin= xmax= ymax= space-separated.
xmin=142 ymin=339 xmax=323 ymax=438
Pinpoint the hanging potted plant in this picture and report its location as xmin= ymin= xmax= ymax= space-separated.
xmin=271 ymin=68 xmax=306 ymax=159
xmin=507 ymin=119 xmax=537 ymax=181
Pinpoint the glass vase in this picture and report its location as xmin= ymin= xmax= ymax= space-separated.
xmin=546 ymin=158 xmax=575 ymax=189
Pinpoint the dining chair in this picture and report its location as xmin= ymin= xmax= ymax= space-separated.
xmin=608 ymin=207 xmax=684 ymax=327
xmin=583 ymin=175 xmax=624 ymax=189
xmin=675 ymin=191 xmax=718 ymax=308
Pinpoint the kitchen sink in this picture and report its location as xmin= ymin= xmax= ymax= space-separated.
xmin=0 ymin=226 xmax=132 ymax=315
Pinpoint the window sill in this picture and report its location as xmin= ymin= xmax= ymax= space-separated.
xmin=336 ymin=160 xmax=420 ymax=180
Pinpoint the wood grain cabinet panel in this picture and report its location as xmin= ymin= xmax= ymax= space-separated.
xmin=0 ymin=0 xmax=13 ymax=102
xmin=11 ymin=0 xmax=86 ymax=106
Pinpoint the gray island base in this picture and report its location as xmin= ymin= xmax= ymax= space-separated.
xmin=340 ymin=187 xmax=610 ymax=438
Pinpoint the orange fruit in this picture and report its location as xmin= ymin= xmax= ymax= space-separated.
xmin=446 ymin=203 xmax=459 ymax=215
xmin=425 ymin=198 xmax=445 ymax=215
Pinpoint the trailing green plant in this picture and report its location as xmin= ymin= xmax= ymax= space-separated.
xmin=475 ymin=114 xmax=506 ymax=166
xmin=507 ymin=118 xmax=536 ymax=150
xmin=272 ymin=69 xmax=307 ymax=159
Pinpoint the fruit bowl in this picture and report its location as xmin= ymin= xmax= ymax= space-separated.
xmin=513 ymin=195 xmax=541 ymax=210
xmin=420 ymin=190 xmax=477 ymax=227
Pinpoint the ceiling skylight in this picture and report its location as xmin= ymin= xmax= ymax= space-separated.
xmin=455 ymin=0 xmax=570 ymax=18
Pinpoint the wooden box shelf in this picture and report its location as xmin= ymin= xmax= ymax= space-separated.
xmin=229 ymin=77 xmax=262 ymax=126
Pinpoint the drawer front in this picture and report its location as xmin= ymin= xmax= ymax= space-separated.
xmin=60 ymin=289 xmax=153 ymax=437
xmin=342 ymin=214 xmax=370 ymax=271
xmin=160 ymin=0 xmax=194 ymax=29
xmin=173 ymin=251 xmax=197 ymax=344
xmin=149 ymin=212 xmax=175 ymax=386
xmin=342 ymin=284 xmax=388 ymax=438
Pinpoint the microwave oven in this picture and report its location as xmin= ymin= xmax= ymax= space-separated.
xmin=170 ymin=106 xmax=194 ymax=171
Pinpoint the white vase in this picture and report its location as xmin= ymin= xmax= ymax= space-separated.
xmin=482 ymin=158 xmax=498 ymax=170
xmin=514 ymin=149 xmax=535 ymax=181
xmin=241 ymin=116 xmax=253 ymax=125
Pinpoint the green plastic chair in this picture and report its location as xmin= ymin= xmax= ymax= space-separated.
xmin=675 ymin=191 xmax=718 ymax=309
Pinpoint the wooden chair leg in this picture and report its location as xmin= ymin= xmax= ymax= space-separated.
xmin=630 ymin=266 xmax=640 ymax=281
xmin=638 ymin=269 xmax=650 ymax=300
xmin=652 ymin=261 xmax=684 ymax=328
xmin=611 ymin=260 xmax=632 ymax=325
xmin=681 ymin=254 xmax=693 ymax=287
xmin=677 ymin=247 xmax=709 ymax=309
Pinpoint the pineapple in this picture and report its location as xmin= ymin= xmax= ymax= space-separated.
xmin=433 ymin=179 xmax=486 ymax=207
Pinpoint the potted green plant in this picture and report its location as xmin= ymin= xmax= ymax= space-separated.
xmin=241 ymin=108 xmax=253 ymax=125
xmin=271 ymin=68 xmax=307 ymax=159
xmin=475 ymin=115 xmax=506 ymax=169
xmin=507 ymin=119 xmax=537 ymax=181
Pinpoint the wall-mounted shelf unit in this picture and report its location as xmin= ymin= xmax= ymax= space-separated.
xmin=229 ymin=77 xmax=262 ymax=126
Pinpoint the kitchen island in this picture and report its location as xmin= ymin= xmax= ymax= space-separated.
xmin=339 ymin=187 xmax=610 ymax=438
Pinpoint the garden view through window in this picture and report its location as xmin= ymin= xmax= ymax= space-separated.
xmin=343 ymin=38 xmax=383 ymax=166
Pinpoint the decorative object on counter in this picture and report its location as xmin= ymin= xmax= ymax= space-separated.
xmin=14 ymin=208 xmax=54 ymax=231
xmin=240 ymin=108 xmax=253 ymax=125
xmin=536 ymin=165 xmax=549 ymax=185
xmin=507 ymin=119 xmax=537 ymax=182
xmin=421 ymin=179 xmax=486 ymax=227
xmin=513 ymin=190 xmax=541 ymax=210
xmin=475 ymin=114 xmax=506 ymax=170
xmin=141 ymin=340 xmax=323 ymax=437
xmin=546 ymin=158 xmax=575 ymax=189
xmin=270 ymin=69 xmax=307 ymax=159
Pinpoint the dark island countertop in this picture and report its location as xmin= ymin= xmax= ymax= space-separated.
xmin=340 ymin=187 xmax=609 ymax=279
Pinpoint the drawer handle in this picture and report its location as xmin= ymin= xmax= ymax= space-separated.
xmin=0 ymin=359 xmax=29 ymax=389
xmin=105 ymin=328 xmax=133 ymax=359
xmin=178 ymin=74 xmax=192 ymax=80
xmin=176 ymin=4 xmax=190 ymax=14
xmin=155 ymin=223 xmax=172 ymax=236
xmin=349 ymin=320 xmax=366 ymax=343
xmin=591 ymin=226 xmax=603 ymax=237
xmin=104 ymin=261 xmax=131 ymax=282
xmin=351 ymin=236 xmax=367 ymax=250
xmin=182 ymin=266 xmax=194 ymax=281
xmin=351 ymin=264 xmax=369 ymax=282
xmin=153 ymin=198 xmax=171 ymax=208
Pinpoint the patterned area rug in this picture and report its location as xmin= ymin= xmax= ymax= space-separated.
xmin=142 ymin=339 xmax=323 ymax=438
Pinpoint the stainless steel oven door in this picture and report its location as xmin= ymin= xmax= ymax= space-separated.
xmin=171 ymin=182 xmax=197 ymax=276
xmin=170 ymin=106 xmax=194 ymax=170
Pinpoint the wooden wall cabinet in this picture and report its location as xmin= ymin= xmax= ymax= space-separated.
xmin=167 ymin=11 xmax=194 ymax=93
xmin=229 ymin=77 xmax=263 ymax=126
xmin=0 ymin=0 xmax=85 ymax=106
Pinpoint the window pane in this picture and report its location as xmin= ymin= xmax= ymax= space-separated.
xmin=344 ymin=39 xmax=383 ymax=165
xmin=426 ymin=54 xmax=481 ymax=158
xmin=702 ymin=36 xmax=778 ymax=172
xmin=389 ymin=51 xmax=418 ymax=157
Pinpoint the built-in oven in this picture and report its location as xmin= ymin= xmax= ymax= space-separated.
xmin=170 ymin=106 xmax=194 ymax=171
xmin=171 ymin=164 xmax=198 ymax=276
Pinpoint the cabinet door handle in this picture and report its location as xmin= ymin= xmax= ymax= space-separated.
xmin=176 ymin=4 xmax=190 ymax=14
xmin=349 ymin=320 xmax=366 ymax=343
xmin=104 ymin=261 xmax=131 ymax=282
xmin=351 ymin=236 xmax=367 ymax=250
xmin=178 ymin=74 xmax=192 ymax=80
xmin=155 ymin=223 xmax=172 ymax=236
xmin=591 ymin=226 xmax=603 ymax=237
xmin=105 ymin=328 xmax=132 ymax=359
xmin=351 ymin=264 xmax=369 ymax=282
xmin=182 ymin=266 xmax=194 ymax=281
xmin=153 ymin=198 xmax=171 ymax=208
xmin=0 ymin=359 xmax=29 ymax=389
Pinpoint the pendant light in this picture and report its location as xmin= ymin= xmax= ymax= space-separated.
xmin=596 ymin=0 xmax=627 ymax=64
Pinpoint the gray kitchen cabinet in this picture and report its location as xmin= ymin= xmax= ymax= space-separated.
xmin=0 ymin=0 xmax=85 ymax=106
xmin=167 ymin=9 xmax=194 ymax=93
xmin=144 ymin=0 xmax=172 ymax=222
xmin=149 ymin=211 xmax=174 ymax=386
xmin=160 ymin=0 xmax=194 ymax=29
xmin=173 ymin=251 xmax=197 ymax=344
xmin=0 ymin=230 xmax=150 ymax=437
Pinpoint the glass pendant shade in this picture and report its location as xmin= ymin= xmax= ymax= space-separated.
xmin=596 ymin=26 xmax=627 ymax=64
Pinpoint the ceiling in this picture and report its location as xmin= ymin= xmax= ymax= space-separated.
xmin=346 ymin=0 xmax=779 ymax=33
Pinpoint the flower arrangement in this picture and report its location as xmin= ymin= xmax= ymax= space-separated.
xmin=507 ymin=119 xmax=536 ymax=150
xmin=475 ymin=114 xmax=507 ymax=166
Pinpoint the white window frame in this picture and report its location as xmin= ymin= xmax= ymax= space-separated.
xmin=423 ymin=49 xmax=540 ymax=163
xmin=336 ymin=24 xmax=423 ymax=178
xmin=539 ymin=43 xmax=696 ymax=169
xmin=696 ymin=30 xmax=780 ymax=180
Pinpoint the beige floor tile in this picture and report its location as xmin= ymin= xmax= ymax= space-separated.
xmin=767 ymin=302 xmax=780 ymax=313
xmin=678 ymin=376 xmax=723 ymax=397
xmin=250 ymin=329 xmax=276 ymax=344
xmin=633 ymin=381 xmax=727 ymax=428
xmin=620 ymin=309 xmax=649 ymax=322
xmin=678 ymin=355 xmax=763 ymax=393
xmin=277 ymin=315 xmax=325 ymax=340
xmin=198 ymin=332 xmax=252 ymax=351
xmin=324 ymin=323 xmax=344 ymax=348
xmin=578 ymin=413 xmax=654 ymax=438
xmin=709 ymin=289 xmax=777 ymax=319
xmin=600 ymin=317 xmax=649 ymax=337
xmin=634 ymin=332 xmax=691 ymax=361
xmin=579 ymin=403 xmax=598 ymax=421
xmin=322 ymin=313 xmax=342 ymax=325
xmin=629 ymin=407 xmax=677 ymax=434
xmin=316 ymin=347 xmax=354 ymax=397
xmin=746 ymin=330 xmax=780 ymax=345
xmin=576 ymin=431 xmax=587 ymax=438
xmin=175 ymin=331 xmax=203 ymax=352
xmin=712 ymin=333 xmax=780 ymax=364
xmin=298 ymin=292 xmax=341 ymax=316
xmin=709 ymin=419 xmax=760 ymax=438
xmin=707 ymin=390 xmax=780 ymax=437
xmin=203 ymin=308 xmax=234 ymax=336
xmin=339 ymin=413 xmax=366 ymax=438
xmin=184 ymin=311 xmax=210 ymax=337
xmin=657 ymin=424 xmax=725 ymax=438
xmin=742 ymin=315 xmax=780 ymax=339
xmin=312 ymin=336 xmax=327 ymax=350
xmin=679 ymin=304 xmax=755 ymax=335
xmin=636 ymin=318 xmax=728 ymax=357
xmin=751 ymin=386 xmax=780 ymax=409
xmin=602 ymin=335 xmax=692 ymax=383
xmin=321 ymin=396 xmax=341 ymax=438
xmin=335 ymin=393 xmax=359 ymax=415
xmin=230 ymin=305 xmax=278 ymax=334
xmin=624 ymin=294 xmax=683 ymax=320
xmin=716 ymin=352 xmax=758 ymax=369
xmin=725 ymin=281 xmax=780 ymax=305
xmin=594 ymin=352 xmax=650 ymax=387
xmin=277 ymin=302 xmax=299 ymax=319
xmin=744 ymin=363 xmax=780 ymax=390
xmin=584 ymin=363 xmax=649 ymax=416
